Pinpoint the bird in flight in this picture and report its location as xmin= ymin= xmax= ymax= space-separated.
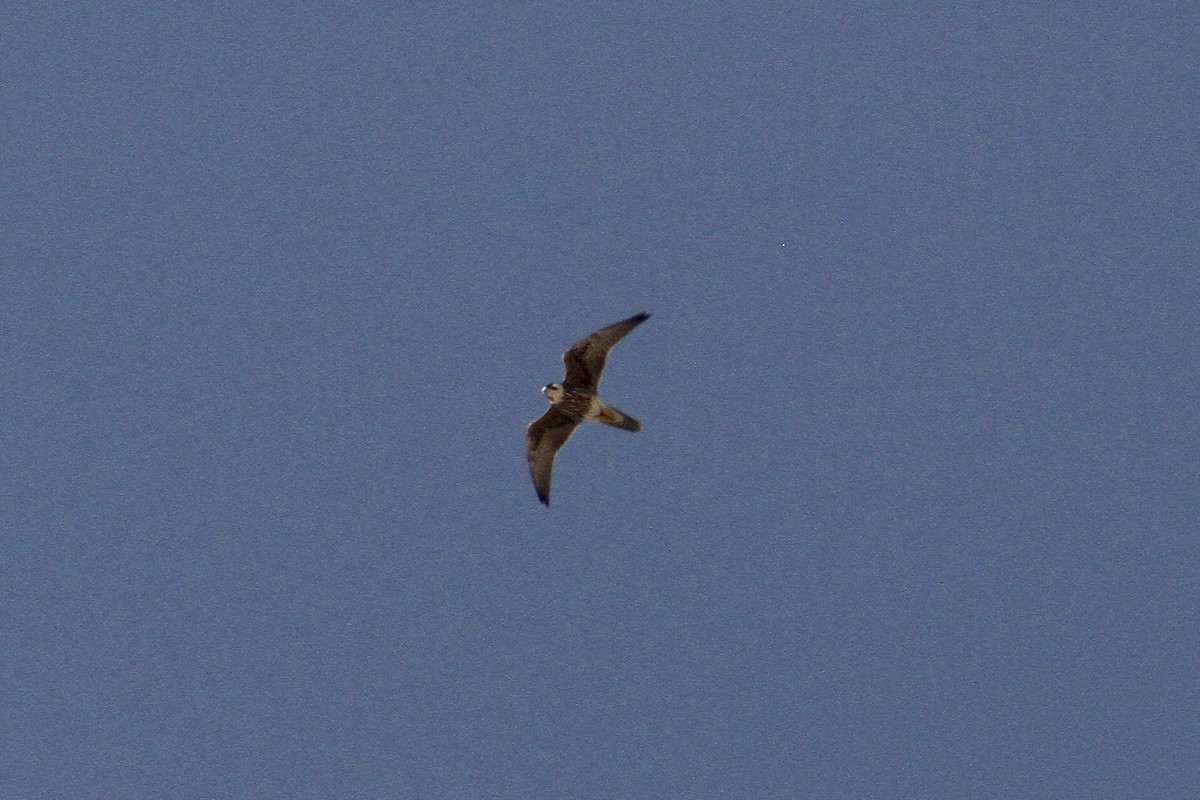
xmin=526 ymin=312 xmax=649 ymax=506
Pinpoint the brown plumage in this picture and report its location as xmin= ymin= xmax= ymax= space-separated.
xmin=526 ymin=313 xmax=649 ymax=506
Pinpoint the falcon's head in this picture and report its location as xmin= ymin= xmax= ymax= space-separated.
xmin=542 ymin=383 xmax=564 ymax=402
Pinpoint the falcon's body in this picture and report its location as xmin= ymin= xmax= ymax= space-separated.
xmin=526 ymin=312 xmax=649 ymax=506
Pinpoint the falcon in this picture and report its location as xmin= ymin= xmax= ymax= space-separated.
xmin=526 ymin=312 xmax=649 ymax=506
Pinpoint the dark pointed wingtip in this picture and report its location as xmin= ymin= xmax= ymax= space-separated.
xmin=539 ymin=496 xmax=550 ymax=506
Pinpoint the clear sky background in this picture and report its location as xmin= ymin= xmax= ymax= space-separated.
xmin=4 ymin=4 xmax=1198 ymax=798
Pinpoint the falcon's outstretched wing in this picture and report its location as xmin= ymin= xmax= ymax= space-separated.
xmin=525 ymin=405 xmax=581 ymax=506
xmin=562 ymin=312 xmax=650 ymax=389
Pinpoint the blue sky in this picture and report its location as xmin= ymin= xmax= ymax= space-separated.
xmin=4 ymin=4 xmax=1198 ymax=798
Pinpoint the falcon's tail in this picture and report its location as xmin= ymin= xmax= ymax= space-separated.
xmin=595 ymin=403 xmax=641 ymax=432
